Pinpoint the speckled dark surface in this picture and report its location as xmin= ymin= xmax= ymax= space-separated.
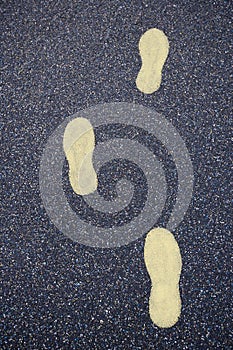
xmin=1 ymin=1 xmax=232 ymax=349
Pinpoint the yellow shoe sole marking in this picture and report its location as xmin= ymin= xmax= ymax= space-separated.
xmin=136 ymin=28 xmax=169 ymax=94
xmin=144 ymin=227 xmax=182 ymax=328
xmin=63 ymin=117 xmax=97 ymax=195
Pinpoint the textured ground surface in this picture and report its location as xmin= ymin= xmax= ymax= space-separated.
xmin=1 ymin=1 xmax=232 ymax=349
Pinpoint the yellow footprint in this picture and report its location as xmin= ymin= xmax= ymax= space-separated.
xmin=136 ymin=28 xmax=169 ymax=94
xmin=63 ymin=117 xmax=98 ymax=195
xmin=144 ymin=227 xmax=182 ymax=328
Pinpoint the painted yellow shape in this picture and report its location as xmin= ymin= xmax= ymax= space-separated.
xmin=136 ymin=28 xmax=169 ymax=94
xmin=144 ymin=227 xmax=182 ymax=328
xmin=63 ymin=117 xmax=98 ymax=195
